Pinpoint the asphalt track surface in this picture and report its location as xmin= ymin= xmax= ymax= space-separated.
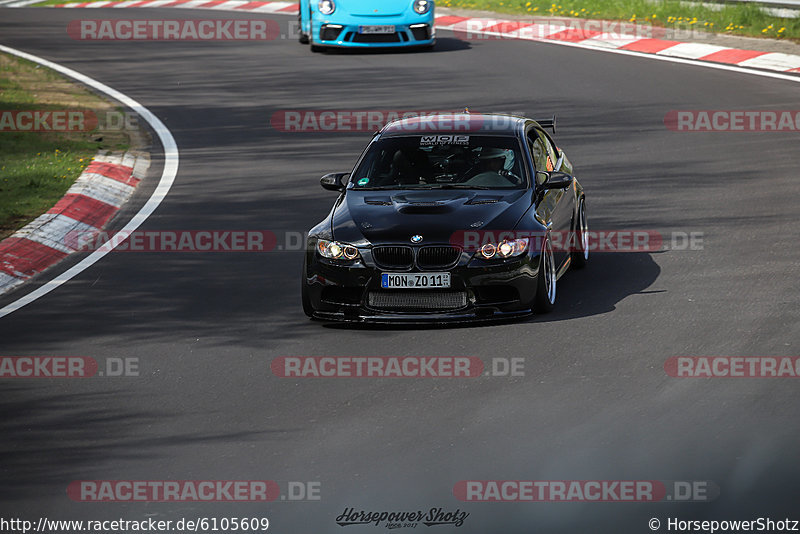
xmin=1 ymin=8 xmax=799 ymax=533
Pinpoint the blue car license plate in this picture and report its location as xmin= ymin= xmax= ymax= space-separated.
xmin=358 ymin=25 xmax=396 ymax=34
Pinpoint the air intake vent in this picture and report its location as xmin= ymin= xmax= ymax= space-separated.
xmin=368 ymin=291 xmax=468 ymax=311
xmin=417 ymin=246 xmax=461 ymax=269
xmin=372 ymin=246 xmax=413 ymax=270
xmin=466 ymin=196 xmax=502 ymax=205
xmin=365 ymin=198 xmax=392 ymax=206
xmin=352 ymin=32 xmax=401 ymax=43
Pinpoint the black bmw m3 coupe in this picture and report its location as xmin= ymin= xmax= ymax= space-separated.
xmin=302 ymin=113 xmax=588 ymax=323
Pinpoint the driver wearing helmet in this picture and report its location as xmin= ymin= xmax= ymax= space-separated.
xmin=463 ymin=147 xmax=518 ymax=186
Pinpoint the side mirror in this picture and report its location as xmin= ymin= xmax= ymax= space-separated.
xmin=538 ymin=171 xmax=573 ymax=190
xmin=320 ymin=172 xmax=349 ymax=192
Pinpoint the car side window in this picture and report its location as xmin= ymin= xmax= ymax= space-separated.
xmin=527 ymin=133 xmax=547 ymax=184
xmin=537 ymin=130 xmax=559 ymax=172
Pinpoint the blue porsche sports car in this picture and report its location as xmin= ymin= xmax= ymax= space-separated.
xmin=298 ymin=0 xmax=435 ymax=51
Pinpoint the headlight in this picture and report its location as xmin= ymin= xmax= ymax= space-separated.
xmin=413 ymin=0 xmax=431 ymax=14
xmin=317 ymin=239 xmax=360 ymax=260
xmin=318 ymin=0 xmax=335 ymax=14
xmin=477 ymin=238 xmax=528 ymax=259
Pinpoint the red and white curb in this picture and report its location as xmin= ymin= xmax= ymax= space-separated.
xmin=0 ymin=152 xmax=149 ymax=295
xmin=18 ymin=0 xmax=798 ymax=74
xmin=433 ymin=15 xmax=800 ymax=73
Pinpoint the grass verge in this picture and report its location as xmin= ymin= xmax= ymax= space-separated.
xmin=0 ymin=52 xmax=130 ymax=240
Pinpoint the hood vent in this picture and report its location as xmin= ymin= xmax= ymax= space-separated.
xmin=395 ymin=200 xmax=451 ymax=214
xmin=466 ymin=196 xmax=502 ymax=205
xmin=364 ymin=197 xmax=392 ymax=206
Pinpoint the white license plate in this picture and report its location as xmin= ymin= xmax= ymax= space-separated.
xmin=381 ymin=272 xmax=451 ymax=289
xmin=358 ymin=25 xmax=395 ymax=34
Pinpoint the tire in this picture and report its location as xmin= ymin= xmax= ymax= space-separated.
xmin=571 ymin=196 xmax=589 ymax=269
xmin=298 ymin=12 xmax=309 ymax=43
xmin=301 ymin=257 xmax=314 ymax=317
xmin=534 ymin=235 xmax=556 ymax=313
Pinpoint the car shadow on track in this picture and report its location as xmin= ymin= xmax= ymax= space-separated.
xmin=319 ymin=37 xmax=470 ymax=54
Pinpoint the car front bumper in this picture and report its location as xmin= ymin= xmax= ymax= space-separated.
xmin=312 ymin=12 xmax=435 ymax=48
xmin=304 ymin=246 xmax=541 ymax=323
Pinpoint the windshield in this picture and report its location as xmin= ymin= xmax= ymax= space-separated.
xmin=350 ymin=135 xmax=527 ymax=190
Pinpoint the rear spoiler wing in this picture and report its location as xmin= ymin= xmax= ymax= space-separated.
xmin=535 ymin=115 xmax=556 ymax=133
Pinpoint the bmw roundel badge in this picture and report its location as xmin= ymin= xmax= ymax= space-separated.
xmin=411 ymin=235 xmax=423 ymax=243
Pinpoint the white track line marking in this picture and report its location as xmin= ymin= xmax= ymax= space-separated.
xmin=0 ymin=44 xmax=179 ymax=319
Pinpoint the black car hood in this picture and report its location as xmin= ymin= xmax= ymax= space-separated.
xmin=330 ymin=189 xmax=532 ymax=245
